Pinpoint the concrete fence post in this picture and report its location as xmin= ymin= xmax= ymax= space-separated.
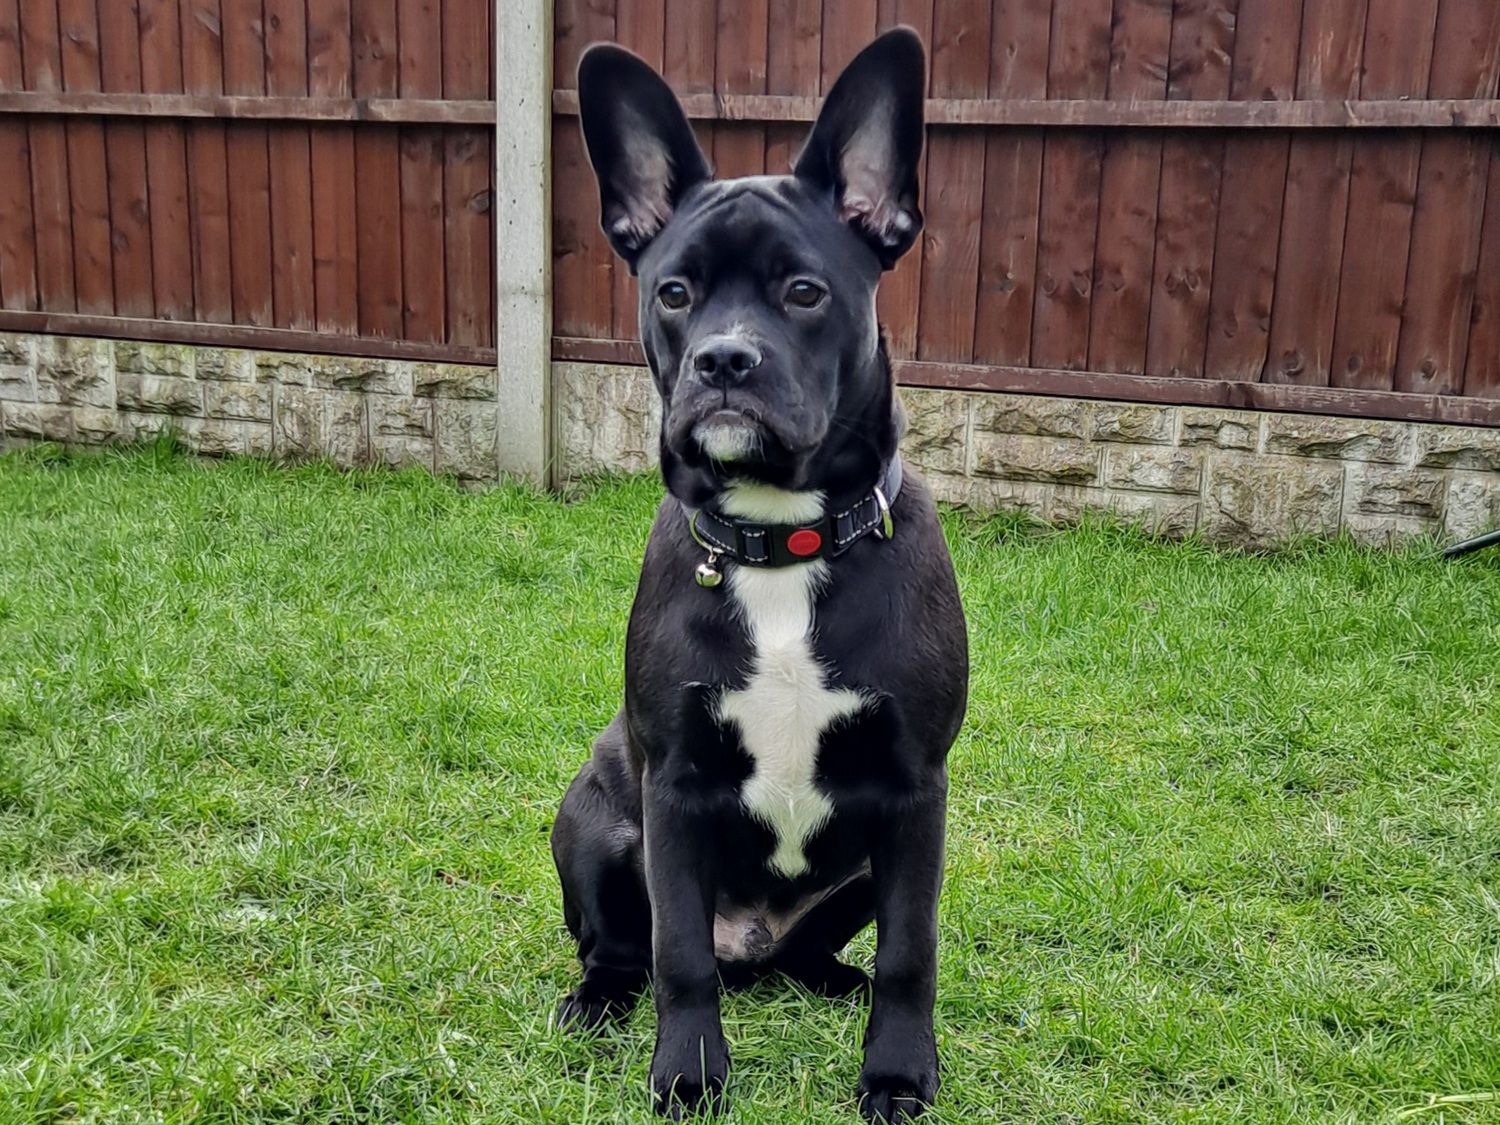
xmin=494 ymin=0 xmax=552 ymax=486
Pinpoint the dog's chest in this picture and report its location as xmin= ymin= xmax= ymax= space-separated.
xmin=714 ymin=562 xmax=867 ymax=877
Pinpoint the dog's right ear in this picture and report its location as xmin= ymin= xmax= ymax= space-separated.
xmin=577 ymin=45 xmax=711 ymax=272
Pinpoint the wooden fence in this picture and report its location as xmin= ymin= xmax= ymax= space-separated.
xmin=551 ymin=0 xmax=1500 ymax=428
xmin=0 ymin=0 xmax=1496 ymax=435
xmin=0 ymin=0 xmax=495 ymax=364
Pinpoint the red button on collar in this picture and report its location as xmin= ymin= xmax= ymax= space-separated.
xmin=786 ymin=528 xmax=823 ymax=557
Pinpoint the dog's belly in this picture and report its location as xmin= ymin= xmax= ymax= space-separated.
xmin=712 ymin=864 xmax=871 ymax=962
xmin=714 ymin=560 xmax=869 ymax=878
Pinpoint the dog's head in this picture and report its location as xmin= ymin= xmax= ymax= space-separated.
xmin=577 ymin=30 xmax=926 ymax=507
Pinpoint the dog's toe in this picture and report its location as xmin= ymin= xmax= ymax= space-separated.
xmin=655 ymin=1080 xmax=728 ymax=1121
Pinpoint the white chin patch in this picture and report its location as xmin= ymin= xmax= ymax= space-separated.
xmin=695 ymin=423 xmax=761 ymax=463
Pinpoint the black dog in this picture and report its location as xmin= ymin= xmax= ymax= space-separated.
xmin=551 ymin=28 xmax=968 ymax=1122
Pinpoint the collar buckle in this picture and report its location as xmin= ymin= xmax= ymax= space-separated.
xmin=872 ymin=486 xmax=894 ymax=541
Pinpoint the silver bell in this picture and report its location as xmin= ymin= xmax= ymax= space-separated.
xmin=695 ymin=560 xmax=723 ymax=588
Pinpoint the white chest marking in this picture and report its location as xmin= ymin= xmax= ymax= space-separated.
xmin=712 ymin=483 xmax=867 ymax=877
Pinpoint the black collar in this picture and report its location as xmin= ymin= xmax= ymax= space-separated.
xmin=683 ymin=459 xmax=903 ymax=572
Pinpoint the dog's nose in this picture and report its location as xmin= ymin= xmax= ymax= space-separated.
xmin=692 ymin=337 xmax=762 ymax=387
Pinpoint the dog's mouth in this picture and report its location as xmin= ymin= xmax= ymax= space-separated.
xmin=692 ymin=409 xmax=766 ymax=463
xmin=667 ymin=394 xmax=820 ymax=471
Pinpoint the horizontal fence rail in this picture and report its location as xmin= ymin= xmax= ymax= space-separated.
xmin=0 ymin=92 xmax=498 ymax=125
xmin=552 ymin=91 xmax=1500 ymax=129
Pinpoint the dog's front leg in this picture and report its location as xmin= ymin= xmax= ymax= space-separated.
xmin=859 ymin=786 xmax=947 ymax=1123
xmin=643 ymin=778 xmax=728 ymax=1118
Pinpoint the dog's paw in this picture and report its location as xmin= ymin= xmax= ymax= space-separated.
xmin=857 ymin=1052 xmax=938 ymax=1123
xmin=779 ymin=953 xmax=872 ymax=999
xmin=857 ymin=1075 xmax=935 ymax=1123
xmin=650 ymin=1033 xmax=730 ymax=1118
xmin=555 ymin=985 xmax=633 ymax=1032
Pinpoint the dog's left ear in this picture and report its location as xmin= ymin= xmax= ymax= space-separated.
xmin=577 ymin=44 xmax=712 ymax=271
xmin=794 ymin=28 xmax=926 ymax=269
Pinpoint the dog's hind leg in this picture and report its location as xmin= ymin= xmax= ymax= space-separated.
xmin=774 ymin=875 xmax=875 ymax=998
xmin=551 ymin=757 xmax=651 ymax=1031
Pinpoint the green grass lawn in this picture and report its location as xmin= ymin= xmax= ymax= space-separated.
xmin=2 ymin=441 xmax=1499 ymax=1125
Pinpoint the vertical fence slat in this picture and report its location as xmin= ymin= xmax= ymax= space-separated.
xmin=180 ymin=1 xmax=232 ymax=323
xmin=915 ymin=0 xmax=990 ymax=365
xmin=20 ymin=0 xmax=71 ymax=312
xmin=1464 ymin=143 xmax=1500 ymax=398
xmin=265 ymin=0 xmax=315 ymax=331
xmin=665 ymin=0 xmax=712 ymax=160
xmin=0 ymin=0 xmax=18 ymax=90
xmin=1144 ymin=0 xmax=1236 ymax=379
xmin=1327 ymin=0 xmax=1437 ymax=390
xmin=764 ymin=0 xmax=820 ymax=174
xmin=99 ymin=0 xmax=155 ymax=320
xmin=0 ymin=0 xmax=38 ymax=310
xmin=1394 ymin=0 xmax=1500 ymax=394
xmin=400 ymin=126 xmax=449 ymax=342
xmin=57 ymin=0 xmax=113 ymax=315
xmin=551 ymin=0 xmax=615 ymax=340
xmin=397 ymin=0 xmax=444 ymax=343
xmin=972 ymin=0 xmax=1050 ymax=367
xmin=874 ymin=0 xmax=934 ymax=361
xmin=1030 ymin=0 xmax=1110 ymax=370
xmin=138 ymin=0 xmax=194 ymax=321
xmin=1086 ymin=0 xmax=1171 ymax=376
xmin=441 ymin=0 xmax=490 ymax=348
xmin=610 ymin=0 xmax=665 ymax=340
xmin=1203 ymin=0 xmax=1300 ymax=381
xmin=713 ymin=0 xmax=768 ymax=180
xmin=352 ymin=0 xmax=404 ymax=338
xmin=308 ymin=0 xmax=357 ymax=334
xmin=1262 ymin=0 xmax=1367 ymax=385
xmin=819 ymin=0 xmax=876 ymax=94
xmin=221 ymin=0 xmax=273 ymax=327
xmin=0 ymin=117 xmax=35 ymax=311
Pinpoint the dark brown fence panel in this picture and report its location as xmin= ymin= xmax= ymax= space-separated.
xmin=441 ymin=0 xmax=492 ymax=349
xmin=550 ymin=0 xmax=1500 ymax=427
xmin=1086 ymin=0 xmax=1169 ymax=378
xmin=139 ymin=0 xmax=194 ymax=322
xmin=59 ymin=0 xmax=114 ymax=316
xmin=972 ymin=0 xmax=1049 ymax=369
xmin=552 ymin=0 xmax=616 ymax=344
xmin=1205 ymin=0 xmax=1300 ymax=384
xmin=267 ymin=0 xmax=316 ymax=331
xmin=874 ymin=0 xmax=931 ymax=361
xmin=1144 ymin=0 xmax=1232 ymax=381
xmin=1262 ymin=0 xmax=1366 ymax=387
xmin=1029 ymin=0 xmax=1109 ymax=372
xmin=915 ymin=0 xmax=988 ymax=366
xmin=0 ymin=0 xmax=37 ymax=312
xmin=1467 ymin=147 xmax=1500 ymax=398
xmin=19 ymin=0 xmax=73 ymax=312
xmin=0 ymin=0 xmax=495 ymax=363
xmin=1328 ymin=0 xmax=1436 ymax=392
xmin=1396 ymin=0 xmax=1500 ymax=396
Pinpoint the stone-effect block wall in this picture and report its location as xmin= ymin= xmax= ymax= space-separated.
xmin=0 ymin=334 xmax=501 ymax=482
xmin=552 ymin=362 xmax=1500 ymax=550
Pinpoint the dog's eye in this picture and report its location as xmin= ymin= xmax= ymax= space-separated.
xmin=657 ymin=282 xmax=691 ymax=311
xmin=785 ymin=280 xmax=826 ymax=309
